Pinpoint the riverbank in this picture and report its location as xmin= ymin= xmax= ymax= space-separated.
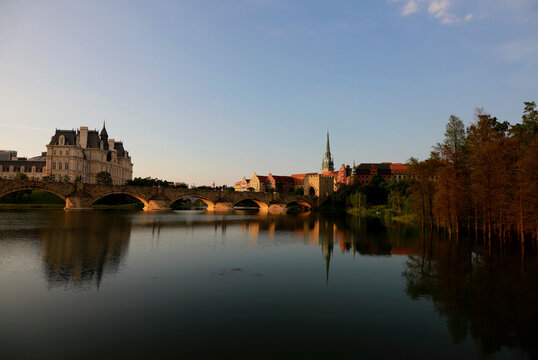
xmin=347 ymin=206 xmax=418 ymax=224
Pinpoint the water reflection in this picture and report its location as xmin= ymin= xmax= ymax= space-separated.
xmin=40 ymin=212 xmax=131 ymax=288
xmin=402 ymin=233 xmax=538 ymax=358
xmin=37 ymin=211 xmax=423 ymax=288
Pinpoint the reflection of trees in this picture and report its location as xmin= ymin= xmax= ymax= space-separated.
xmin=403 ymin=237 xmax=538 ymax=357
xmin=40 ymin=212 xmax=131 ymax=288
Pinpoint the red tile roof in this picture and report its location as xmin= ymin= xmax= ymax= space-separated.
xmin=270 ymin=175 xmax=295 ymax=183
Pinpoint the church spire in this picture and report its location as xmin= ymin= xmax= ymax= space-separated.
xmin=100 ymin=120 xmax=109 ymax=150
xmin=322 ymin=131 xmax=334 ymax=172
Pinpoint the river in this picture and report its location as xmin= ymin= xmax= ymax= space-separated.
xmin=0 ymin=210 xmax=536 ymax=359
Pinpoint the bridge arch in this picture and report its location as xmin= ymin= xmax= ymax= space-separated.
xmin=91 ymin=191 xmax=149 ymax=209
xmin=232 ymin=199 xmax=269 ymax=211
xmin=0 ymin=187 xmax=67 ymax=202
xmin=168 ymin=194 xmax=216 ymax=209
xmin=286 ymin=200 xmax=312 ymax=210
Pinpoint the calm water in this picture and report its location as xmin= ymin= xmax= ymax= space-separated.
xmin=0 ymin=210 xmax=536 ymax=359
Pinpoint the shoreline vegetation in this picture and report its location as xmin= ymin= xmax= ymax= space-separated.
xmin=322 ymin=101 xmax=538 ymax=254
xmin=346 ymin=206 xmax=418 ymax=224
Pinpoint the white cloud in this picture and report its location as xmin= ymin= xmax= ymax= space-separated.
xmin=428 ymin=0 xmax=450 ymax=18
xmin=402 ymin=0 xmax=419 ymax=16
xmin=390 ymin=0 xmax=473 ymax=25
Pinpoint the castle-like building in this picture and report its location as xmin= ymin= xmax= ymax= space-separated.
xmin=45 ymin=123 xmax=133 ymax=184
xmin=234 ymin=132 xmax=410 ymax=197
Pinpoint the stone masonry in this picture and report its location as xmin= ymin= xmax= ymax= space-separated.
xmin=0 ymin=179 xmax=316 ymax=212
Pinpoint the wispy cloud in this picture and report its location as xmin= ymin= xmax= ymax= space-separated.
xmin=390 ymin=0 xmax=473 ymax=25
xmin=0 ymin=123 xmax=49 ymax=132
xmin=402 ymin=0 xmax=419 ymax=16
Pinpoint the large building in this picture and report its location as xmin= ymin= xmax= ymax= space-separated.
xmin=0 ymin=151 xmax=47 ymax=180
xmin=45 ymin=123 xmax=133 ymax=184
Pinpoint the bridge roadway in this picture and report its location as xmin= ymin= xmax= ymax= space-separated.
xmin=0 ymin=179 xmax=316 ymax=212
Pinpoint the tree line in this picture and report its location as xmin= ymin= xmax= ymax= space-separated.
xmin=327 ymin=101 xmax=538 ymax=249
xmin=410 ymin=102 xmax=537 ymax=248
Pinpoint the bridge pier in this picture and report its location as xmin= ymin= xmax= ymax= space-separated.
xmin=144 ymin=199 xmax=171 ymax=211
xmin=64 ymin=196 xmax=93 ymax=210
xmin=268 ymin=204 xmax=287 ymax=215
xmin=209 ymin=202 xmax=233 ymax=211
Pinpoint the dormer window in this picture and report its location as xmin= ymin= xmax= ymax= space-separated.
xmin=59 ymin=135 xmax=65 ymax=145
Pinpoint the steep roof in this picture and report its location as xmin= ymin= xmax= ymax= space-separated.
xmin=27 ymin=155 xmax=47 ymax=161
xmin=87 ymin=130 xmax=102 ymax=148
xmin=114 ymin=142 xmax=126 ymax=157
xmin=269 ymin=175 xmax=295 ymax=184
xmin=291 ymin=173 xmax=318 ymax=180
xmin=253 ymin=174 xmax=268 ymax=182
xmin=49 ymin=130 xmax=77 ymax=146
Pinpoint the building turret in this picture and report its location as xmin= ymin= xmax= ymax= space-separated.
xmin=100 ymin=121 xmax=109 ymax=150
xmin=321 ymin=131 xmax=334 ymax=173
xmin=350 ymin=159 xmax=358 ymax=183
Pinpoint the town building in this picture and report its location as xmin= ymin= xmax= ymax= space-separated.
xmin=0 ymin=151 xmax=47 ymax=180
xmin=0 ymin=150 xmax=18 ymax=161
xmin=355 ymin=163 xmax=410 ymax=184
xmin=233 ymin=132 xmax=410 ymax=197
xmin=45 ymin=123 xmax=133 ymax=184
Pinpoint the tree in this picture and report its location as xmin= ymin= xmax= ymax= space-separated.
xmin=14 ymin=172 xmax=29 ymax=181
xmin=408 ymin=157 xmax=438 ymax=229
xmin=350 ymin=192 xmax=366 ymax=209
xmin=96 ymin=171 xmax=113 ymax=186
xmin=294 ymin=186 xmax=304 ymax=195
xmin=126 ymin=177 xmax=170 ymax=187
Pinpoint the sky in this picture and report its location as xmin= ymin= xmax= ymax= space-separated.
xmin=1 ymin=0 xmax=537 ymax=186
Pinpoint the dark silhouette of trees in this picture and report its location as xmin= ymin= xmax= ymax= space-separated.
xmin=408 ymin=101 xmax=538 ymax=249
xmin=126 ymin=177 xmax=170 ymax=187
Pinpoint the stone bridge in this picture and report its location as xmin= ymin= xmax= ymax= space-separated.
xmin=0 ymin=179 xmax=316 ymax=213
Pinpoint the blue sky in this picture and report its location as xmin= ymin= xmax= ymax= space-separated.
xmin=1 ymin=0 xmax=537 ymax=185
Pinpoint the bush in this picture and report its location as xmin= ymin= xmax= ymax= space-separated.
xmin=96 ymin=171 xmax=112 ymax=186
xmin=14 ymin=172 xmax=29 ymax=181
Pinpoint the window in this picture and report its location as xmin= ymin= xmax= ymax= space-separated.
xmin=58 ymin=162 xmax=62 ymax=170
xmin=53 ymin=150 xmax=56 ymax=155
xmin=65 ymin=162 xmax=69 ymax=170
xmin=59 ymin=150 xmax=62 ymax=155
xmin=52 ymin=162 xmax=56 ymax=170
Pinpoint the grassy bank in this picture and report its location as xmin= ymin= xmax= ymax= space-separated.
xmin=93 ymin=204 xmax=143 ymax=210
xmin=0 ymin=190 xmax=65 ymax=209
xmin=347 ymin=205 xmax=418 ymax=224
xmin=0 ymin=190 xmax=144 ymax=210
xmin=0 ymin=203 xmax=64 ymax=209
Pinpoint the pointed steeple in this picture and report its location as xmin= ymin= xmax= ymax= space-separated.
xmin=100 ymin=121 xmax=109 ymax=150
xmin=352 ymin=159 xmax=357 ymax=175
xmin=321 ymin=131 xmax=334 ymax=172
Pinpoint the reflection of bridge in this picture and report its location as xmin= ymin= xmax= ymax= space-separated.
xmin=0 ymin=179 xmax=316 ymax=212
